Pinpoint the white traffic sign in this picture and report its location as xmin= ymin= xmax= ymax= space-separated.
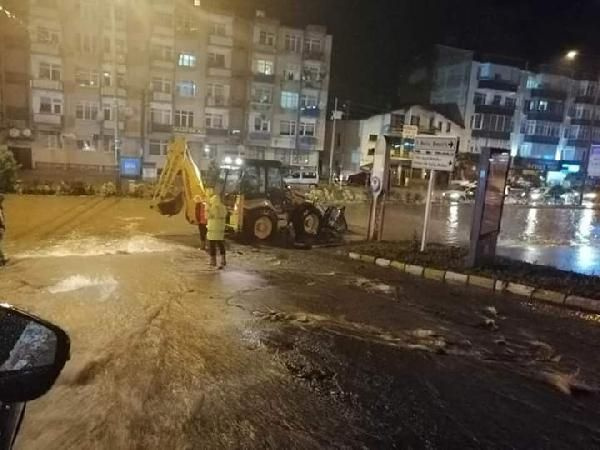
xmin=412 ymin=136 xmax=458 ymax=172
xmin=588 ymin=145 xmax=600 ymax=177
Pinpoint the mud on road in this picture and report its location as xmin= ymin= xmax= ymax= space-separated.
xmin=2 ymin=196 xmax=600 ymax=449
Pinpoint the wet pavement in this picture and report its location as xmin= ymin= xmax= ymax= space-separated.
xmin=2 ymin=196 xmax=600 ymax=449
xmin=346 ymin=203 xmax=600 ymax=275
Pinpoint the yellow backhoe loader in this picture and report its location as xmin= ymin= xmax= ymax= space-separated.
xmin=152 ymin=137 xmax=347 ymax=243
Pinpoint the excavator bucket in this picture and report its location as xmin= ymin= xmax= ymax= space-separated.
xmin=156 ymin=192 xmax=184 ymax=216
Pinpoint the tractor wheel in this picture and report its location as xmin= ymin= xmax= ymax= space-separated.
xmin=293 ymin=205 xmax=322 ymax=239
xmin=244 ymin=210 xmax=276 ymax=241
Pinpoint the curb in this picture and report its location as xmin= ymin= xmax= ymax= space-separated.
xmin=347 ymin=252 xmax=600 ymax=314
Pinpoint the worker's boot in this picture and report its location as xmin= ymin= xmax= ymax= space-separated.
xmin=219 ymin=254 xmax=226 ymax=269
xmin=209 ymin=255 xmax=217 ymax=267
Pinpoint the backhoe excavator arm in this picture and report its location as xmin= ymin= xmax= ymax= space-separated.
xmin=151 ymin=137 xmax=207 ymax=224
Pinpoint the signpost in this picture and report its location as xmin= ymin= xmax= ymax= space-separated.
xmin=588 ymin=145 xmax=600 ymax=177
xmin=367 ymin=136 xmax=391 ymax=241
xmin=467 ymin=148 xmax=511 ymax=267
xmin=412 ymin=136 xmax=458 ymax=252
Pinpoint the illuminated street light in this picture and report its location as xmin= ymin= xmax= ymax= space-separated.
xmin=566 ymin=50 xmax=579 ymax=60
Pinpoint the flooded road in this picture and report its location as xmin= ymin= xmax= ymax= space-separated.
xmin=346 ymin=203 xmax=600 ymax=275
xmin=2 ymin=196 xmax=600 ymax=448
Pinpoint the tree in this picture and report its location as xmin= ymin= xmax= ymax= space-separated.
xmin=0 ymin=146 xmax=19 ymax=192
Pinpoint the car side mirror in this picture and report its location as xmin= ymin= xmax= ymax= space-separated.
xmin=0 ymin=304 xmax=70 ymax=403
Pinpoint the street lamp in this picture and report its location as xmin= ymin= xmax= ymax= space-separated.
xmin=566 ymin=50 xmax=579 ymax=61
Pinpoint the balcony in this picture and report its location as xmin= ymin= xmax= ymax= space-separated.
xmin=524 ymin=110 xmax=564 ymax=122
xmin=303 ymin=50 xmax=325 ymax=61
xmin=472 ymin=129 xmax=511 ymax=141
xmin=300 ymin=107 xmax=321 ymax=117
xmin=153 ymin=23 xmax=174 ymax=37
xmin=152 ymin=91 xmax=173 ymax=102
xmin=102 ymin=120 xmax=125 ymax=131
xmin=570 ymin=118 xmax=593 ymax=126
xmin=31 ymin=79 xmax=63 ymax=90
xmin=474 ymin=104 xmax=516 ymax=116
xmin=173 ymin=126 xmax=204 ymax=135
xmin=151 ymin=56 xmax=175 ymax=70
xmin=302 ymin=79 xmax=322 ymax=90
xmin=575 ymin=94 xmax=596 ymax=105
xmin=477 ymin=78 xmax=519 ymax=92
xmin=566 ymin=139 xmax=591 ymax=148
xmin=206 ymin=127 xmax=229 ymax=136
xmin=31 ymin=41 xmax=61 ymax=56
xmin=33 ymin=113 xmax=62 ymax=126
xmin=151 ymin=123 xmax=173 ymax=133
xmin=253 ymin=73 xmax=275 ymax=84
xmin=207 ymin=66 xmax=232 ymax=78
xmin=529 ymin=88 xmax=567 ymax=101
xmin=281 ymin=79 xmax=301 ymax=91
xmin=209 ymin=34 xmax=233 ymax=47
xmin=101 ymin=86 xmax=127 ymax=97
xmin=299 ymin=135 xmax=318 ymax=149
xmin=103 ymin=53 xmax=127 ymax=65
xmin=248 ymin=131 xmax=272 ymax=142
xmin=250 ymin=101 xmax=273 ymax=112
xmin=205 ymin=96 xmax=229 ymax=107
xmin=523 ymin=135 xmax=560 ymax=145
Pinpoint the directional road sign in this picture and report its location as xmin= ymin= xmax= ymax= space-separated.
xmin=588 ymin=145 xmax=600 ymax=177
xmin=412 ymin=136 xmax=458 ymax=172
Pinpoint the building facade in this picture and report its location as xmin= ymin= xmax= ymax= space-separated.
xmin=4 ymin=0 xmax=332 ymax=178
xmin=430 ymin=45 xmax=600 ymax=180
xmin=327 ymin=104 xmax=465 ymax=184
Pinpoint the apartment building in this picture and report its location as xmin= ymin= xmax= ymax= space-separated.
xmin=18 ymin=0 xmax=332 ymax=178
xmin=430 ymin=45 xmax=600 ymax=180
xmin=0 ymin=0 xmax=32 ymax=168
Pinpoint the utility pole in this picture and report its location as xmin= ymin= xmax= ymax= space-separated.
xmin=111 ymin=0 xmax=120 ymax=189
xmin=328 ymin=96 xmax=339 ymax=184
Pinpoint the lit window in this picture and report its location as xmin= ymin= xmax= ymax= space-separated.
xmin=178 ymin=53 xmax=197 ymax=67
xmin=281 ymin=91 xmax=299 ymax=109
xmin=255 ymin=59 xmax=274 ymax=75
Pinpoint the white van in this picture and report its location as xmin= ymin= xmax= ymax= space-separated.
xmin=284 ymin=167 xmax=320 ymax=187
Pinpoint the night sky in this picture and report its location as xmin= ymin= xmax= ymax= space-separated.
xmin=209 ymin=0 xmax=600 ymax=116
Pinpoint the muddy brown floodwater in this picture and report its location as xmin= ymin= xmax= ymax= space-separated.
xmin=2 ymin=196 xmax=600 ymax=449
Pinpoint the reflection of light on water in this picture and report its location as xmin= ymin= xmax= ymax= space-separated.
xmin=524 ymin=208 xmax=537 ymax=240
xmin=524 ymin=245 xmax=541 ymax=265
xmin=447 ymin=205 xmax=459 ymax=244
xmin=576 ymin=246 xmax=598 ymax=275
xmin=576 ymin=208 xmax=594 ymax=243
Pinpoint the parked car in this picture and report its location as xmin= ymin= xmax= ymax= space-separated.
xmin=347 ymin=172 xmax=370 ymax=187
xmin=441 ymin=185 xmax=476 ymax=203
